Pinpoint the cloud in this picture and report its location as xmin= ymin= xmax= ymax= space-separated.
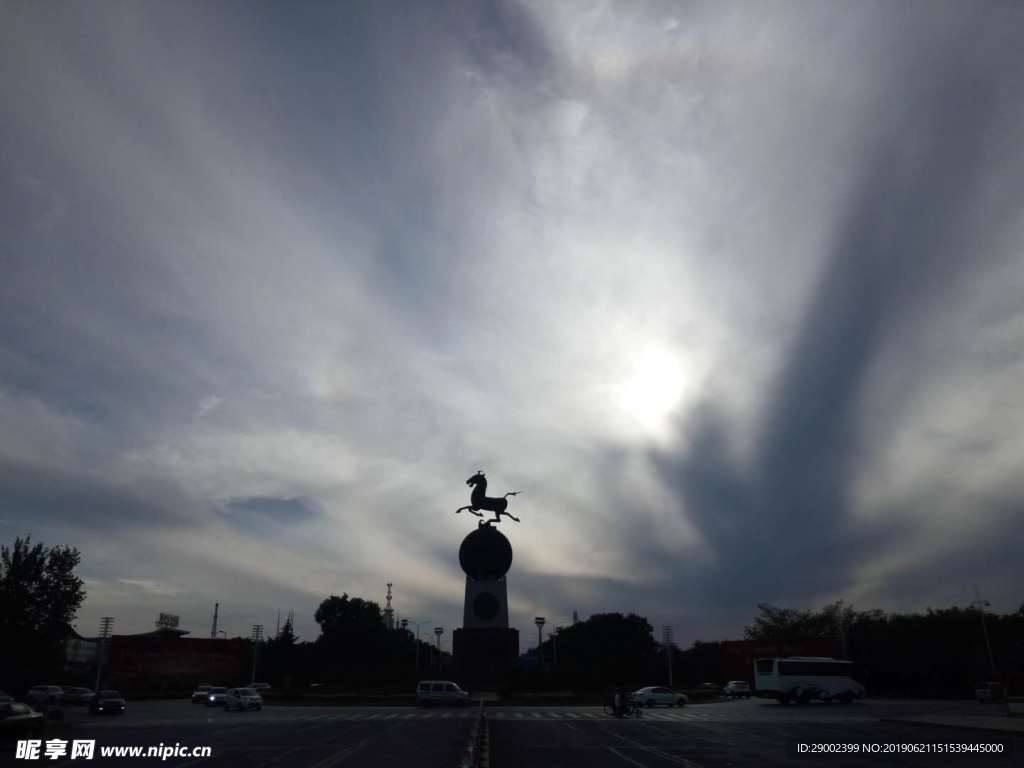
xmin=1 ymin=0 xmax=1022 ymax=646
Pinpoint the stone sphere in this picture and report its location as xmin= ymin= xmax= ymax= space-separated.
xmin=459 ymin=524 xmax=513 ymax=579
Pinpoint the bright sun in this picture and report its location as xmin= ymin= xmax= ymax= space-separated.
xmin=611 ymin=345 xmax=690 ymax=437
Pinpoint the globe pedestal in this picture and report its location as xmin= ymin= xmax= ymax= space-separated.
xmin=455 ymin=524 xmax=519 ymax=689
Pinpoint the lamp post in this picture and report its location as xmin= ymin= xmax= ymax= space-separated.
xmin=433 ymin=627 xmax=444 ymax=673
xmin=251 ymin=624 xmax=264 ymax=684
xmin=972 ymin=586 xmax=997 ymax=674
xmin=535 ymin=617 xmax=546 ymax=669
xmin=408 ymin=619 xmax=430 ymax=673
xmin=94 ymin=617 xmax=114 ymax=692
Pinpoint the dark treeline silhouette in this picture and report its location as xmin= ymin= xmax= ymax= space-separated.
xmin=3 ymin=535 xmax=1020 ymax=699
xmin=0 ymin=537 xmax=86 ymax=694
xmin=693 ymin=601 xmax=1024 ymax=698
xmin=258 ymin=594 xmax=445 ymax=693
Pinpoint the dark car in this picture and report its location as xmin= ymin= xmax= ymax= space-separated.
xmin=0 ymin=702 xmax=45 ymax=738
xmin=205 ymin=687 xmax=229 ymax=707
xmin=191 ymin=685 xmax=214 ymax=704
xmin=61 ymin=687 xmax=95 ymax=705
xmin=89 ymin=690 xmax=126 ymax=715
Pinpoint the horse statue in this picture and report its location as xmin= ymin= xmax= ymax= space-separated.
xmin=455 ymin=471 xmax=520 ymax=525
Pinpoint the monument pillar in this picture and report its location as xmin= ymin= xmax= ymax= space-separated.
xmin=453 ymin=524 xmax=519 ymax=688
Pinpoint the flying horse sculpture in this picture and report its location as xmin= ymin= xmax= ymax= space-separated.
xmin=455 ymin=471 xmax=520 ymax=525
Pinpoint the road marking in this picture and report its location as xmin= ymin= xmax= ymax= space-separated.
xmin=608 ymin=747 xmax=652 ymax=768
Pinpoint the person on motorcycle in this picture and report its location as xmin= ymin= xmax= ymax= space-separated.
xmin=613 ymin=685 xmax=625 ymax=718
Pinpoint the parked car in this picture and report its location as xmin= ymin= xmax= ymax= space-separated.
xmin=630 ymin=686 xmax=689 ymax=707
xmin=60 ymin=687 xmax=95 ymax=705
xmin=89 ymin=690 xmax=125 ymax=715
xmin=0 ymin=702 xmax=45 ymax=738
xmin=191 ymin=685 xmax=214 ymax=704
xmin=25 ymin=686 xmax=64 ymax=709
xmin=697 ymin=682 xmax=722 ymax=695
xmin=250 ymin=682 xmax=271 ymax=694
xmin=0 ymin=690 xmax=13 ymax=704
xmin=205 ymin=687 xmax=229 ymax=707
xmin=976 ymin=682 xmax=1004 ymax=703
xmin=416 ymin=680 xmax=470 ymax=707
xmin=723 ymin=680 xmax=752 ymax=699
xmin=224 ymin=688 xmax=263 ymax=711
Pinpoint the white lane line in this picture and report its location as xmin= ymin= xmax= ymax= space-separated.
xmin=530 ymin=712 xmax=545 ymax=718
xmin=514 ymin=712 xmax=526 ymax=718
xmin=608 ymin=747 xmax=652 ymax=768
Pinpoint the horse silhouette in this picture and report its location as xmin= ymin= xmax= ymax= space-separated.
xmin=455 ymin=471 xmax=520 ymax=524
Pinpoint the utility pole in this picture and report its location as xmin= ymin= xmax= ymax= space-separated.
xmin=663 ymin=625 xmax=674 ymax=687
xmin=433 ymin=627 xmax=443 ymax=673
xmin=535 ymin=617 xmax=546 ymax=669
xmin=210 ymin=603 xmax=219 ymax=639
xmin=94 ymin=617 xmax=114 ymax=692
xmin=409 ymin=619 xmax=430 ymax=674
xmin=972 ymin=585 xmax=996 ymax=675
xmin=251 ymin=625 xmax=264 ymax=684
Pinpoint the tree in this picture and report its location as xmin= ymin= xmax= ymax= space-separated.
xmin=744 ymin=601 xmax=856 ymax=643
xmin=313 ymin=594 xmax=388 ymax=686
xmin=537 ymin=612 xmax=659 ymax=691
xmin=0 ymin=537 xmax=86 ymax=692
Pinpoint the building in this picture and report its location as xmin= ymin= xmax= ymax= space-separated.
xmin=66 ymin=623 xmax=248 ymax=696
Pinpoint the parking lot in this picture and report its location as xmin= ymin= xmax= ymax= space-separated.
xmin=4 ymin=697 xmax=1019 ymax=767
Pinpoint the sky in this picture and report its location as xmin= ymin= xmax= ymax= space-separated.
xmin=1 ymin=0 xmax=1022 ymax=650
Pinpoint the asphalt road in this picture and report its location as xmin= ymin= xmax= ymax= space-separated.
xmin=2 ymin=698 xmax=1018 ymax=767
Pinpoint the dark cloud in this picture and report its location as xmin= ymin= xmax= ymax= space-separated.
xmin=219 ymin=496 xmax=320 ymax=525
xmin=0 ymin=458 xmax=201 ymax=532
xmin=651 ymin=6 xmax=1024 ymax=613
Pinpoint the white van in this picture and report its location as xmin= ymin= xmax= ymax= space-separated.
xmin=416 ymin=680 xmax=470 ymax=707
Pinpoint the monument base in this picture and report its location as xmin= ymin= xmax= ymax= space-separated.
xmin=453 ymin=627 xmax=519 ymax=690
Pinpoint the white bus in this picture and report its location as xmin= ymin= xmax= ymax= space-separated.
xmin=753 ymin=656 xmax=864 ymax=704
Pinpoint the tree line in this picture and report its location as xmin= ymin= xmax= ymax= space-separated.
xmin=2 ymin=536 xmax=1021 ymax=698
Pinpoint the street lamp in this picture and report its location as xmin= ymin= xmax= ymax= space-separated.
xmin=972 ymin=586 xmax=996 ymax=674
xmin=535 ymin=617 xmax=546 ymax=668
xmin=408 ymin=619 xmax=431 ymax=673
xmin=251 ymin=624 xmax=264 ymax=684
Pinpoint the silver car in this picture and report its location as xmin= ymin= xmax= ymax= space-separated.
xmin=630 ymin=686 xmax=689 ymax=707
xmin=224 ymin=688 xmax=263 ymax=711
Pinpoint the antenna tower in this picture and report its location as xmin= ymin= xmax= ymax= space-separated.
xmin=384 ymin=582 xmax=395 ymax=630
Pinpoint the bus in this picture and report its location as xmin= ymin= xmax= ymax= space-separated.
xmin=753 ymin=656 xmax=864 ymax=704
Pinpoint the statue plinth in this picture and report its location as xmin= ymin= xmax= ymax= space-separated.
xmin=455 ymin=524 xmax=519 ymax=688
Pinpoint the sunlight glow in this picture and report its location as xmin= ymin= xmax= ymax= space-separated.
xmin=611 ymin=345 xmax=691 ymax=437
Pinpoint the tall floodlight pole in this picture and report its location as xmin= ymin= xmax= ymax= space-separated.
xmin=94 ymin=617 xmax=114 ymax=692
xmin=663 ymin=625 xmax=674 ymax=687
xmin=251 ymin=624 xmax=264 ymax=684
xmin=972 ymin=585 xmax=996 ymax=674
xmin=433 ymin=627 xmax=443 ymax=673
xmin=535 ymin=617 xmax=546 ymax=669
